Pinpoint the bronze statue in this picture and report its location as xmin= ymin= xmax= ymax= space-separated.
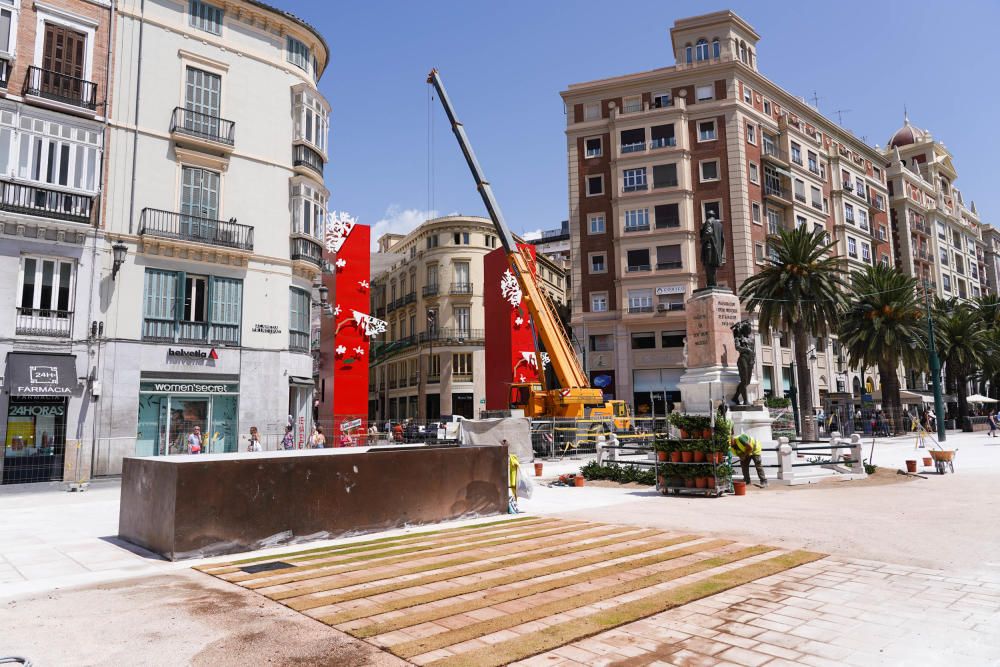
xmin=700 ymin=214 xmax=725 ymax=287
xmin=731 ymin=319 xmax=755 ymax=405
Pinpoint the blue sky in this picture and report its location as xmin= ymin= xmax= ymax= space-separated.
xmin=291 ymin=0 xmax=1000 ymax=243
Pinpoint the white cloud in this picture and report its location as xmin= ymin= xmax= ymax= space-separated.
xmin=522 ymin=228 xmax=543 ymax=241
xmin=370 ymin=205 xmax=438 ymax=250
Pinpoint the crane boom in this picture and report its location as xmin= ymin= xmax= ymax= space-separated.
xmin=427 ymin=68 xmax=591 ymax=392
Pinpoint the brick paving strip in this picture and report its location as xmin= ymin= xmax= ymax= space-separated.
xmin=197 ymin=515 xmax=550 ymax=575
xmin=425 ymin=551 xmax=824 ymax=667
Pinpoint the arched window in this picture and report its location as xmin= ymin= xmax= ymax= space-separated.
xmin=739 ymin=41 xmax=748 ymax=64
xmin=712 ymin=39 xmax=720 ymax=59
xmin=747 ymin=49 xmax=754 ymax=68
xmin=685 ymin=44 xmax=692 ymax=64
xmin=695 ymin=39 xmax=709 ymax=61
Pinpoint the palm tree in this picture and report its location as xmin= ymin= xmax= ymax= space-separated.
xmin=972 ymin=295 xmax=1000 ymax=397
xmin=839 ymin=264 xmax=926 ymax=433
xmin=935 ymin=303 xmax=989 ymax=419
xmin=740 ymin=226 xmax=846 ymax=441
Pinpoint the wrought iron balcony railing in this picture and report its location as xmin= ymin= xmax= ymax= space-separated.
xmin=418 ymin=328 xmax=484 ymax=344
xmin=0 ymin=179 xmax=94 ymax=223
xmin=293 ymin=143 xmax=324 ymax=176
xmin=290 ymin=236 xmax=323 ymax=266
xmin=139 ymin=208 xmax=254 ymax=251
xmin=170 ymin=107 xmax=235 ymax=146
xmin=15 ymin=308 xmax=73 ymax=337
xmin=450 ymin=282 xmax=473 ymax=295
xmin=24 ymin=66 xmax=97 ymax=110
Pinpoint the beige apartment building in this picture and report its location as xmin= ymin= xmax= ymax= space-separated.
xmin=884 ymin=116 xmax=989 ymax=304
xmin=561 ymin=10 xmax=895 ymax=414
xmin=983 ymin=225 xmax=1000 ymax=296
xmin=368 ymin=216 xmax=567 ymax=421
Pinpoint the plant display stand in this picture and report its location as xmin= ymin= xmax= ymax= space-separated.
xmin=654 ymin=413 xmax=733 ymax=498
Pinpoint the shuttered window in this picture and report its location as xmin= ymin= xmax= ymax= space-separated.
xmin=287 ymin=36 xmax=310 ymax=71
xmin=189 ymin=0 xmax=224 ymax=35
xmin=142 ymin=269 xmax=241 ymax=344
xmin=288 ymin=287 xmax=310 ymax=352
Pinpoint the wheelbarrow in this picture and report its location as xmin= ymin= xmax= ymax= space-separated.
xmin=929 ymin=449 xmax=956 ymax=474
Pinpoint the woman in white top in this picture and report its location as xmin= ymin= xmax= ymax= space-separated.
xmin=247 ymin=426 xmax=262 ymax=452
xmin=310 ymin=425 xmax=327 ymax=449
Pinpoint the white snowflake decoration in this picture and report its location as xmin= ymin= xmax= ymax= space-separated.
xmin=514 ymin=316 xmax=524 ymax=327
xmin=353 ymin=346 xmax=365 ymax=356
xmin=352 ymin=310 xmax=388 ymax=338
xmin=500 ymin=269 xmax=522 ymax=307
xmin=519 ymin=374 xmax=527 ymax=382
xmin=359 ymin=280 xmax=369 ymax=289
xmin=335 ymin=344 xmax=347 ymax=355
xmin=520 ymin=351 xmax=551 ymax=369
xmin=333 ymin=304 xmax=342 ymax=316
xmin=325 ymin=211 xmax=357 ymax=254
xmin=540 ymin=352 xmax=550 ymax=369
xmin=335 ymin=258 xmax=347 ymax=269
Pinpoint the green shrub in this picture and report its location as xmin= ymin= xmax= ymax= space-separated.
xmin=580 ymin=460 xmax=656 ymax=485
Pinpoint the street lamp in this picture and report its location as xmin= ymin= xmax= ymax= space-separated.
xmin=111 ymin=240 xmax=128 ymax=280
xmin=922 ymin=280 xmax=947 ymax=442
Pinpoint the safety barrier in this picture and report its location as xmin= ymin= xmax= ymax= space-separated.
xmin=769 ymin=433 xmax=866 ymax=485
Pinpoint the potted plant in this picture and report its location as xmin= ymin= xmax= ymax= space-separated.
xmin=692 ymin=439 xmax=707 ymax=463
xmin=669 ymin=413 xmax=690 ymax=439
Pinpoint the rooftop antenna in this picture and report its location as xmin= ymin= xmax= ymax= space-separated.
xmin=832 ymin=109 xmax=851 ymax=126
xmin=809 ymin=90 xmax=822 ymax=108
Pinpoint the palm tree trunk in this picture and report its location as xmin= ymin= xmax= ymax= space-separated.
xmin=957 ymin=370 xmax=969 ymax=420
xmin=878 ymin=358 xmax=903 ymax=434
xmin=793 ymin=327 xmax=817 ymax=441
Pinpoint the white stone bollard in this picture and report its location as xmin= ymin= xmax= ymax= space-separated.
xmin=849 ymin=433 xmax=865 ymax=474
xmin=607 ymin=433 xmax=619 ymax=462
xmin=777 ymin=436 xmax=794 ymax=484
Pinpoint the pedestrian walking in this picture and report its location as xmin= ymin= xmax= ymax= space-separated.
xmin=311 ymin=425 xmax=327 ymax=448
xmin=367 ymin=423 xmax=378 ymax=445
xmin=187 ymin=425 xmax=203 ymax=454
xmin=731 ymin=433 xmax=767 ymax=488
xmin=247 ymin=426 xmax=262 ymax=452
xmin=281 ymin=425 xmax=295 ymax=450
xmin=988 ymin=410 xmax=998 ymax=438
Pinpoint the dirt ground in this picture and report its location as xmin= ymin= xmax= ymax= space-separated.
xmin=0 ymin=569 xmax=408 ymax=667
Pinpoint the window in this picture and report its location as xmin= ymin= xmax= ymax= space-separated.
xmin=590 ymin=292 xmax=608 ymax=312
xmin=586 ymin=175 xmax=603 ymax=196
xmin=293 ymin=90 xmax=330 ymax=154
xmin=685 ymin=45 xmax=693 ymax=64
xmin=650 ymin=124 xmax=675 ymax=148
xmin=453 ymin=261 xmax=470 ymax=287
xmin=453 ymin=353 xmax=472 ymax=378
xmin=700 ymin=160 xmax=719 ymax=182
xmin=428 ymin=354 xmax=441 ymax=379
xmin=14 ymin=116 xmax=100 ymax=192
xmin=751 ymin=202 xmax=762 ymax=224
xmin=189 ymin=0 xmax=223 ymax=35
xmin=862 ymin=243 xmax=872 ymax=263
xmin=755 ymin=242 xmax=765 ymax=263
xmin=426 ymin=264 xmax=438 ymax=289
xmin=942 ymin=275 xmax=951 ymax=292
xmin=624 ymin=208 xmax=649 ymax=231
xmin=652 ymin=163 xmax=678 ymax=188
xmin=142 ymin=269 xmax=242 ymax=344
xmin=712 ymin=39 xmax=720 ymax=59
xmin=795 ymin=215 xmax=806 ymax=229
xmin=631 ymin=332 xmax=656 ymax=349
xmin=847 ymin=237 xmax=857 ymax=258
xmin=652 ymin=92 xmax=671 ymax=108
xmin=793 ymin=179 xmax=805 ymax=202
xmin=937 ymin=221 xmax=946 ymax=240
xmin=695 ymin=39 xmax=709 ymax=61
xmin=623 ymin=167 xmax=647 ymax=192
xmin=585 ymin=137 xmax=602 ymax=158
xmin=590 ymin=334 xmax=613 ymax=351
xmin=766 ymin=208 xmax=781 ymax=236
xmin=290 ymin=181 xmax=327 ymax=239
xmin=426 ymin=234 xmax=439 ymax=249
xmin=627 ymin=249 xmax=651 ymax=272
xmin=661 ymin=331 xmax=685 ymax=348
xmin=628 ymin=289 xmax=653 ymax=312
xmin=286 ymin=36 xmax=311 ymax=71
xmin=748 ymin=161 xmax=759 ymax=184
xmin=289 ymin=287 xmax=310 ymax=351
xmin=623 ymin=96 xmax=641 ymax=114
xmin=654 ymin=203 xmax=680 ymax=229
xmin=746 ymin=123 xmax=756 ymax=144
xmin=702 ymin=201 xmax=721 ymax=221
xmin=588 ymin=213 xmax=605 ymax=234
xmin=583 ymin=102 xmax=600 ymax=121
xmin=698 ymin=120 xmax=716 ymax=141
xmin=939 ymin=248 xmax=949 ymax=266
xmin=656 ymin=244 xmax=682 ymax=270
xmin=484 ymin=234 xmax=498 ymax=248
xmin=695 ymin=85 xmax=714 ymax=102
xmin=790 ymin=142 xmax=802 ymax=165
xmin=763 ymin=100 xmax=771 ymax=115
xmin=844 ymin=203 xmax=855 ymax=224
xmin=0 ymin=2 xmax=13 ymax=56
xmin=954 ymin=255 xmax=964 ymax=275
xmin=589 ymin=253 xmax=606 ymax=273
xmin=807 ymin=151 xmax=818 ymax=174
xmin=857 ymin=209 xmax=869 ymax=231
xmin=17 ymin=257 xmax=74 ymax=334
xmin=743 ymin=85 xmax=752 ymax=104
xmin=810 ymin=186 xmax=822 ymax=209
xmin=453 ymin=232 xmax=470 ymax=245
xmin=181 ymin=166 xmax=220 ymax=221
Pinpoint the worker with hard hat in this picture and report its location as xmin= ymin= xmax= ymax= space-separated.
xmin=731 ymin=433 xmax=768 ymax=488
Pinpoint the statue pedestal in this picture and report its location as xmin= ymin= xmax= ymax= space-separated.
xmin=678 ymin=288 xmax=742 ymax=414
xmin=729 ymin=406 xmax=774 ymax=444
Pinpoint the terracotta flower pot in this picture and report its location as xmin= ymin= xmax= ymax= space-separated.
xmin=574 ymin=475 xmax=585 ymax=487
xmin=695 ymin=477 xmax=708 ymax=489
xmin=733 ymin=480 xmax=747 ymax=496
xmin=922 ymin=457 xmax=933 ymax=467
xmin=669 ymin=451 xmax=682 ymax=463
xmin=534 ymin=462 xmax=543 ymax=477
xmin=905 ymin=460 xmax=917 ymax=473
xmin=679 ymin=429 xmax=689 ymax=439
xmin=703 ymin=428 xmax=713 ymax=439
xmin=657 ymin=450 xmax=668 ymax=462
xmin=685 ymin=478 xmax=696 ymax=488
xmin=693 ymin=450 xmax=706 ymax=463
xmin=707 ymin=476 xmax=717 ymax=488
xmin=681 ymin=451 xmax=694 ymax=463
xmin=711 ymin=452 xmax=724 ymax=464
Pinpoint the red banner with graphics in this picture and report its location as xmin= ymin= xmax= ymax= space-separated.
xmin=330 ymin=223 xmax=370 ymax=444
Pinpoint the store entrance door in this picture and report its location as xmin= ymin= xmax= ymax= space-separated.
xmin=3 ymin=397 xmax=67 ymax=484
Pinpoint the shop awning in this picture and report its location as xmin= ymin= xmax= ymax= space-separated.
xmin=288 ymin=376 xmax=314 ymax=387
xmin=4 ymin=353 xmax=78 ymax=396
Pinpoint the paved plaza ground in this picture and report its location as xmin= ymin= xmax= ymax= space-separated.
xmin=2 ymin=429 xmax=999 ymax=665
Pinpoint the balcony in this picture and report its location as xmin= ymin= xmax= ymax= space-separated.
xmin=139 ymin=208 xmax=254 ymax=251
xmin=453 ymin=373 xmax=474 ymax=383
xmin=419 ymin=328 xmax=484 ymax=344
xmin=293 ymin=143 xmax=324 ymax=177
xmin=624 ymin=224 xmax=650 ymax=233
xmin=623 ymin=183 xmax=648 ymax=193
xmin=290 ymin=235 xmax=323 ymax=267
xmin=450 ymin=282 xmax=473 ymax=295
xmin=427 ymin=373 xmax=440 ymax=384
xmin=650 ymin=137 xmax=676 ymax=150
xmin=170 ymin=107 xmax=235 ymax=149
xmin=422 ymin=284 xmax=439 ymax=297
xmin=656 ymin=261 xmax=683 ymax=270
xmin=403 ymin=291 xmax=417 ymax=305
xmin=763 ymin=183 xmax=791 ymax=205
xmin=794 ymin=192 xmax=807 ymax=204
xmin=23 ymin=66 xmax=97 ymax=112
xmin=913 ymin=221 xmax=930 ymax=235
xmin=142 ymin=318 xmax=240 ymax=345
xmin=621 ymin=142 xmax=646 ymax=154
xmin=761 ymin=143 xmax=788 ymax=164
xmin=627 ymin=264 xmax=651 ymax=272
xmin=628 ymin=305 xmax=654 ymax=314
xmin=0 ymin=180 xmax=94 ymax=224
xmin=811 ymin=201 xmax=824 ymax=211
xmin=15 ymin=308 xmax=73 ymax=337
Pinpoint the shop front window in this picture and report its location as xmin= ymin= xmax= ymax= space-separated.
xmin=3 ymin=397 xmax=66 ymax=484
xmin=136 ymin=381 xmax=239 ymax=455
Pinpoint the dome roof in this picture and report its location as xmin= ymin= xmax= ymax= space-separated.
xmin=888 ymin=113 xmax=928 ymax=148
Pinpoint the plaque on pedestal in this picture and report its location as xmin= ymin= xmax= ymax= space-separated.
xmin=678 ymin=288 xmax=742 ymax=414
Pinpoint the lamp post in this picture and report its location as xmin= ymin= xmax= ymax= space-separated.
xmin=922 ymin=280 xmax=947 ymax=442
xmin=111 ymin=240 xmax=128 ymax=280
xmin=427 ymin=309 xmax=436 ymax=417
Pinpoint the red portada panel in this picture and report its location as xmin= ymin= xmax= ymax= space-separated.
xmin=330 ymin=223 xmax=371 ymax=444
xmin=484 ymin=245 xmax=541 ymax=411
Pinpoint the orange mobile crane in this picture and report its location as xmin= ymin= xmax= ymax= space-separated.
xmin=427 ymin=69 xmax=631 ymax=430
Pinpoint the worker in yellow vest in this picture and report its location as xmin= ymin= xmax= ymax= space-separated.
xmin=731 ymin=433 xmax=768 ymax=488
